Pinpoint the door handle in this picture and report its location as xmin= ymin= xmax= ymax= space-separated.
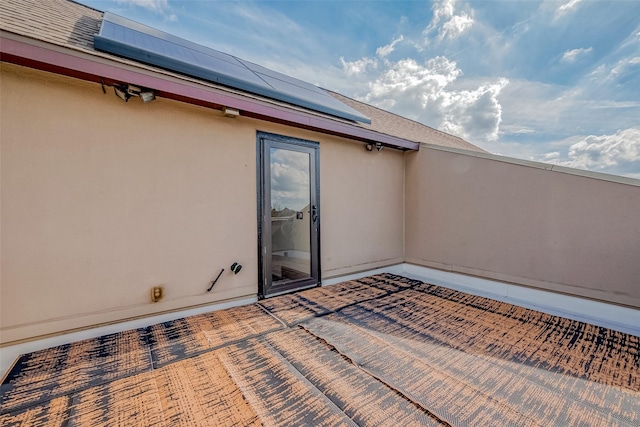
xmin=311 ymin=205 xmax=317 ymax=223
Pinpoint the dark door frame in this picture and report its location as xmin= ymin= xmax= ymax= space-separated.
xmin=257 ymin=131 xmax=321 ymax=299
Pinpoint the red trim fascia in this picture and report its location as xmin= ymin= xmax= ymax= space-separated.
xmin=1 ymin=36 xmax=419 ymax=150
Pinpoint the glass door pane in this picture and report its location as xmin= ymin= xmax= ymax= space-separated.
xmin=258 ymin=131 xmax=320 ymax=298
xmin=270 ymin=147 xmax=311 ymax=283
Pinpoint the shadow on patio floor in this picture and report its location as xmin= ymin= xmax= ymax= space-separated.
xmin=1 ymin=273 xmax=638 ymax=426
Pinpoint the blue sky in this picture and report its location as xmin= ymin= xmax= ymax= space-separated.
xmin=79 ymin=0 xmax=640 ymax=178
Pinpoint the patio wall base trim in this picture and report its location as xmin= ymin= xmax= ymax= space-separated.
xmin=403 ymin=258 xmax=640 ymax=310
xmin=2 ymin=262 xmax=638 ymax=378
xmin=321 ymin=258 xmax=405 ymax=281
xmin=0 ymin=295 xmax=257 ymax=378
xmin=402 ymin=263 xmax=640 ymax=337
xmin=322 ymin=262 xmax=405 ymax=286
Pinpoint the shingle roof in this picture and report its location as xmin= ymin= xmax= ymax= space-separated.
xmin=0 ymin=0 xmax=102 ymax=52
xmin=0 ymin=0 xmax=484 ymax=152
xmin=328 ymin=90 xmax=485 ymax=152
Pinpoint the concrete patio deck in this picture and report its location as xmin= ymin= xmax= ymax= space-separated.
xmin=1 ymin=273 xmax=639 ymax=426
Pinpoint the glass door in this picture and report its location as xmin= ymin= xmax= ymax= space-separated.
xmin=258 ymin=132 xmax=320 ymax=298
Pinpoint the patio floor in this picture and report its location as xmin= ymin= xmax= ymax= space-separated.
xmin=1 ymin=273 xmax=639 ymax=426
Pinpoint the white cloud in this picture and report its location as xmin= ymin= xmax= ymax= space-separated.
xmin=500 ymin=125 xmax=536 ymax=135
xmin=115 ymin=0 xmax=168 ymax=13
xmin=376 ymin=35 xmax=404 ymax=58
xmin=561 ymin=47 xmax=592 ymax=63
xmin=440 ymin=13 xmax=474 ymax=41
xmin=339 ymin=35 xmax=406 ymax=80
xmin=329 ymin=2 xmax=638 ymax=175
xmin=608 ymin=56 xmax=640 ymax=80
xmin=541 ymin=151 xmax=561 ymax=161
xmin=340 ymin=57 xmax=377 ymax=76
xmin=439 ymin=79 xmax=509 ymax=141
xmin=271 ymin=150 xmax=310 ymax=211
xmin=364 ymin=56 xmax=461 ymax=106
xmin=360 ymin=56 xmax=507 ymax=143
xmin=541 ymin=128 xmax=640 ymax=177
xmin=423 ymin=0 xmax=474 ymax=42
xmin=115 ymin=0 xmax=176 ymax=20
xmin=555 ymin=0 xmax=583 ymax=18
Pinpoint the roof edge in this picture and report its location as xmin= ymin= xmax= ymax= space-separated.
xmin=0 ymin=31 xmax=417 ymax=151
xmin=418 ymin=142 xmax=640 ymax=187
xmin=325 ymin=89 xmax=475 ymax=148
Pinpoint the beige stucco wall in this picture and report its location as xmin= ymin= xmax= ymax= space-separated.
xmin=405 ymin=146 xmax=640 ymax=308
xmin=319 ymin=135 xmax=405 ymax=277
xmin=3 ymin=60 xmax=636 ymax=346
xmin=0 ymin=63 xmax=404 ymax=344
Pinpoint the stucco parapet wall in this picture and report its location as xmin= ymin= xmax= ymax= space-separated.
xmin=0 ymin=30 xmax=418 ymax=151
xmin=405 ymin=259 xmax=640 ymax=311
xmin=417 ymin=142 xmax=640 ymax=187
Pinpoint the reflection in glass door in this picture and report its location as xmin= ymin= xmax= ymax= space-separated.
xmin=270 ymin=147 xmax=311 ymax=282
xmin=258 ymin=132 xmax=319 ymax=298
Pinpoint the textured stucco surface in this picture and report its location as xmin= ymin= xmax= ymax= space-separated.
xmin=405 ymin=147 xmax=640 ymax=308
xmin=0 ymin=64 xmax=404 ymax=343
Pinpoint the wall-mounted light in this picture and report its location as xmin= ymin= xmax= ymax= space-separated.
xmin=222 ymin=107 xmax=240 ymax=118
xmin=114 ymin=84 xmax=131 ymax=102
xmin=139 ymin=90 xmax=156 ymax=103
xmin=111 ymin=82 xmax=156 ymax=103
xmin=376 ymin=142 xmax=383 ymax=152
xmin=365 ymin=143 xmax=373 ymax=151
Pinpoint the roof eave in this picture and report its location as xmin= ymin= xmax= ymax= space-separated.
xmin=0 ymin=31 xmax=419 ymax=151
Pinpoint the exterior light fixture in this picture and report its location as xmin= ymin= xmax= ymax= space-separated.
xmin=376 ymin=142 xmax=383 ymax=151
xmin=139 ymin=90 xmax=156 ymax=103
xmin=112 ymin=83 xmax=156 ymax=103
xmin=114 ymin=84 xmax=131 ymax=102
xmin=365 ymin=143 xmax=373 ymax=151
xmin=222 ymin=107 xmax=240 ymax=118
